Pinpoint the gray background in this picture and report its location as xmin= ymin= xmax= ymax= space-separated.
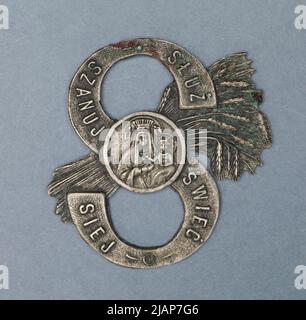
xmin=0 ymin=0 xmax=305 ymax=300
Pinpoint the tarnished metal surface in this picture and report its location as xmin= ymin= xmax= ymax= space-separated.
xmin=48 ymin=38 xmax=271 ymax=268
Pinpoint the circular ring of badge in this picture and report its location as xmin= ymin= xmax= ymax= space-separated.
xmin=67 ymin=160 xmax=219 ymax=268
xmin=68 ymin=38 xmax=216 ymax=153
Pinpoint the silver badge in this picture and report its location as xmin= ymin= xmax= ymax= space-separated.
xmin=48 ymin=39 xmax=271 ymax=268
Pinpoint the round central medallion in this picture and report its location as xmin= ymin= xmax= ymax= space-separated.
xmin=103 ymin=112 xmax=186 ymax=193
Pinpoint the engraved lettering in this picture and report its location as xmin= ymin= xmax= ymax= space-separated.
xmin=78 ymin=100 xmax=95 ymax=111
xmin=79 ymin=203 xmax=95 ymax=215
xmin=185 ymin=229 xmax=201 ymax=242
xmin=185 ymin=76 xmax=200 ymax=88
xmin=83 ymin=218 xmax=99 ymax=227
xmin=101 ymin=241 xmax=116 ymax=253
xmin=88 ymin=61 xmax=102 ymax=75
xmin=167 ymin=50 xmax=181 ymax=65
xmin=190 ymin=92 xmax=212 ymax=102
xmin=76 ymin=88 xmax=91 ymax=97
xmin=192 ymin=184 xmax=208 ymax=200
xmin=195 ymin=205 xmax=211 ymax=211
xmin=192 ymin=215 xmax=208 ymax=228
xmin=183 ymin=172 xmax=197 ymax=185
xmin=90 ymin=226 xmax=106 ymax=241
xmin=83 ymin=112 xmax=99 ymax=125
xmin=80 ymin=73 xmax=96 ymax=86
xmin=177 ymin=62 xmax=191 ymax=75
xmin=91 ymin=126 xmax=105 ymax=137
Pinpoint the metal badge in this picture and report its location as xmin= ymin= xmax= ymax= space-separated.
xmin=48 ymin=39 xmax=272 ymax=268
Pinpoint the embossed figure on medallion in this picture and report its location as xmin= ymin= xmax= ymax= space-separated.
xmin=103 ymin=112 xmax=185 ymax=193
